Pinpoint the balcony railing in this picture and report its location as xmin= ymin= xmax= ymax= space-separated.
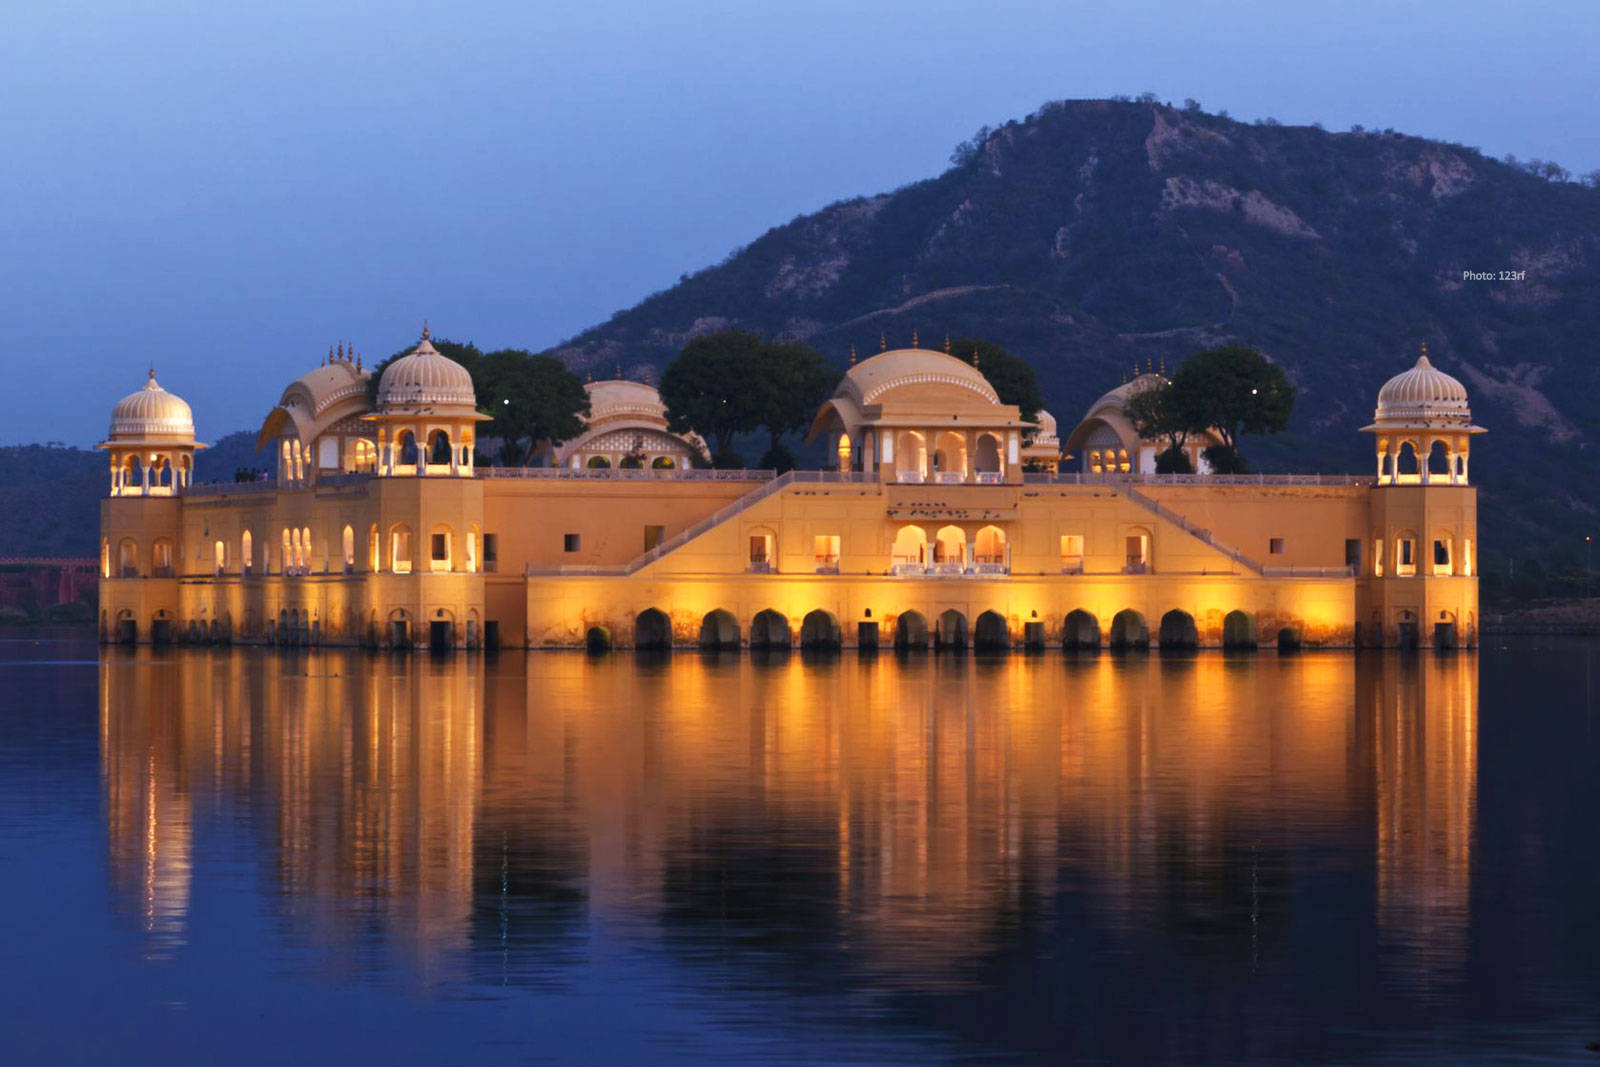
xmin=481 ymin=467 xmax=777 ymax=481
xmin=1022 ymin=472 xmax=1372 ymax=487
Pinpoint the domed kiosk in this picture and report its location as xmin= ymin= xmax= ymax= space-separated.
xmin=1061 ymin=370 xmax=1225 ymax=474
xmin=364 ymin=328 xmax=489 ymax=477
xmin=98 ymin=370 xmax=205 ymax=497
xmin=807 ymin=347 xmax=1028 ymax=484
xmin=257 ymin=344 xmax=376 ymax=486
xmin=1362 ymin=344 xmax=1485 ymax=486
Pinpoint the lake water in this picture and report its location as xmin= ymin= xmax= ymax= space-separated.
xmin=1 ymin=632 xmax=1597 ymax=1064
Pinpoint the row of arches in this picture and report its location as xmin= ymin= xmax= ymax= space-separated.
xmin=619 ymin=607 xmax=1300 ymax=652
xmin=1374 ymin=438 xmax=1470 ymax=486
xmin=193 ymin=522 xmax=483 ymax=577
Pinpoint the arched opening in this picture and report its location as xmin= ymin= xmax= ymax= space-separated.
xmin=241 ymin=529 xmax=254 ymax=575
xmin=587 ymin=455 xmax=611 ymax=469
xmin=1431 ymin=531 xmax=1454 ymax=576
xmin=1395 ymin=530 xmax=1418 ymax=577
xmin=1158 ymin=609 xmax=1198 ymax=650
xmin=386 ymin=608 xmax=410 ymax=649
xmin=634 ymin=608 xmax=671 ymax=650
xmin=891 ymin=525 xmax=927 ymax=571
xmin=1063 ymin=609 xmax=1100 ymax=651
xmin=1277 ymin=626 xmax=1303 ymax=652
xmin=351 ymin=437 xmax=378 ymax=472
xmin=427 ymin=429 xmax=452 ymax=466
xmin=390 ymin=524 xmax=414 ymax=574
xmin=698 ymin=609 xmax=740 ymax=650
xmin=342 ymin=525 xmax=355 ymax=572
xmin=936 ymin=609 xmax=968 ymax=651
xmin=301 ymin=527 xmax=312 ymax=571
xmin=150 ymin=455 xmax=172 ymax=491
xmin=396 ymin=430 xmax=419 ymax=466
xmin=652 ymin=456 xmax=676 ymax=469
xmin=585 ymin=625 xmax=612 ymax=653
xmin=213 ymin=540 xmax=226 ymax=575
xmin=933 ymin=525 xmax=966 ymax=570
xmin=620 ymin=454 xmax=644 ymax=469
xmin=1426 ymin=440 xmax=1451 ymax=478
xmin=466 ymin=525 xmax=480 ymax=573
xmin=894 ymin=431 xmax=926 ymax=483
xmin=894 ymin=610 xmax=928 ymax=651
xmin=429 ymin=524 xmax=453 ymax=572
xmin=428 ymin=609 xmax=455 ymax=652
xmin=1395 ymin=441 xmax=1419 ymax=481
xmin=1433 ymin=610 xmax=1457 ymax=651
xmin=933 ymin=430 xmax=966 ymax=481
xmin=974 ymin=433 xmax=1002 ymax=477
xmin=974 ymin=525 xmax=1006 ymax=569
xmin=1110 ymin=609 xmax=1148 ymax=650
xmin=973 ymin=610 xmax=1009 ymax=651
xmin=749 ymin=609 xmax=791 ymax=650
xmin=100 ymin=539 xmax=110 ymax=579
xmin=151 ymin=538 xmax=173 ymax=578
xmin=117 ymin=538 xmax=138 ymax=578
xmin=799 ymin=609 xmax=842 ymax=650
xmin=368 ymin=524 xmax=380 ymax=572
xmin=1222 ymin=610 xmax=1257 ymax=649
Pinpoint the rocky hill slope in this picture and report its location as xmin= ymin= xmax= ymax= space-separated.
xmin=556 ymin=99 xmax=1600 ymax=559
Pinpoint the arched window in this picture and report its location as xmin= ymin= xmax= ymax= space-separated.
xmin=427 ymin=429 xmax=452 ymax=466
xmin=892 ymin=524 xmax=927 ymax=569
xmin=1124 ymin=527 xmax=1151 ymax=573
xmin=974 ymin=434 xmax=1003 ymax=476
xmin=281 ymin=528 xmax=292 ymax=574
xmin=1395 ymin=441 xmax=1420 ymax=481
xmin=241 ymin=529 xmax=253 ymax=575
xmin=1395 ymin=530 xmax=1418 ymax=576
xmin=933 ymin=431 xmax=966 ymax=480
xmin=390 ymin=524 xmax=413 ymax=574
xmin=100 ymin=539 xmax=110 ymax=579
xmin=117 ymin=538 xmax=137 ymax=578
xmin=302 ymin=527 xmax=312 ymax=572
xmin=466 ymin=525 xmax=479 ymax=573
xmin=974 ymin=525 xmax=1006 ymax=565
xmin=748 ymin=527 xmax=776 ymax=571
xmin=396 ymin=430 xmax=418 ymax=466
xmin=652 ymin=456 xmax=676 ymax=469
xmin=934 ymin=525 xmax=966 ymax=567
xmin=587 ymin=455 xmax=611 ymax=469
xmin=151 ymin=538 xmax=173 ymax=578
xmin=342 ymin=525 xmax=355 ymax=573
xmin=1427 ymin=440 xmax=1451 ymax=478
xmin=368 ymin=524 xmax=380 ymax=572
xmin=895 ymin=431 xmax=926 ymax=483
xmin=213 ymin=540 xmax=226 ymax=575
xmin=351 ymin=438 xmax=378 ymax=473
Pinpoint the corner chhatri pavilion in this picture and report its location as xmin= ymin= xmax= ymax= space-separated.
xmin=98 ymin=335 xmax=1481 ymax=651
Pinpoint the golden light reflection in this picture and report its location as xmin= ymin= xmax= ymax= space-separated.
xmin=101 ymin=649 xmax=1476 ymax=990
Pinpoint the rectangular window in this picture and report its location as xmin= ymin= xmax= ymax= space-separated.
xmin=1059 ymin=534 xmax=1084 ymax=572
xmin=813 ymin=534 xmax=840 ymax=570
xmin=483 ymin=533 xmax=498 ymax=572
xmin=644 ymin=525 xmax=665 ymax=552
xmin=431 ymin=533 xmax=448 ymax=561
xmin=563 ymin=533 xmax=580 ymax=553
xmin=392 ymin=531 xmax=412 ymax=574
xmin=152 ymin=541 xmax=173 ymax=578
xmin=1269 ymin=537 xmax=1285 ymax=555
xmin=1374 ymin=538 xmax=1384 ymax=577
xmin=749 ymin=534 xmax=769 ymax=563
xmin=1397 ymin=538 xmax=1416 ymax=576
xmin=1433 ymin=538 xmax=1453 ymax=575
xmin=1345 ymin=539 xmax=1362 ymax=568
xmin=1462 ymin=538 xmax=1473 ymax=577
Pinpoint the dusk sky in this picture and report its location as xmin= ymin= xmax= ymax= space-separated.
xmin=7 ymin=0 xmax=1597 ymax=447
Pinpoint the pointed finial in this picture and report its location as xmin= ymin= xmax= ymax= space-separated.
xmin=356 ymin=354 xmax=362 ymax=371
xmin=944 ymin=335 xmax=951 ymax=354
xmin=848 ymin=345 xmax=857 ymax=366
xmin=879 ymin=331 xmax=887 ymax=352
xmin=615 ymin=363 xmax=622 ymax=380
xmin=1420 ymin=340 xmax=1429 ymax=363
xmin=972 ymin=346 xmax=980 ymax=370
xmin=1159 ymin=358 xmax=1166 ymax=376
xmin=148 ymin=365 xmax=156 ymax=381
xmin=643 ymin=366 xmax=653 ymax=386
xmin=912 ymin=328 xmax=919 ymax=348
xmin=585 ymin=369 xmax=593 ymax=383
xmin=1146 ymin=357 xmax=1153 ymax=374
xmin=421 ymin=320 xmax=430 ymax=341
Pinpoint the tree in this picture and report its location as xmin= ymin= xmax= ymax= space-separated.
xmin=476 ymin=349 xmax=590 ymax=465
xmin=949 ymin=338 xmax=1044 ymax=423
xmin=1168 ymin=345 xmax=1294 ymax=467
xmin=755 ymin=340 xmax=834 ymax=470
xmin=659 ymin=330 xmax=767 ymax=466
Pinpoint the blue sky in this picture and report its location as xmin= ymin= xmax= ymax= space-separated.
xmin=5 ymin=0 xmax=1597 ymax=446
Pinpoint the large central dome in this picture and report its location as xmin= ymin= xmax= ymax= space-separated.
xmin=375 ymin=336 xmax=477 ymax=412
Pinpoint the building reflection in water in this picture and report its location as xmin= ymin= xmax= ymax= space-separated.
xmin=100 ymin=648 xmax=1476 ymax=999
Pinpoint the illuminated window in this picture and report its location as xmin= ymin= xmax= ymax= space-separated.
xmin=391 ymin=526 xmax=413 ymax=574
xmin=1059 ymin=533 xmax=1084 ymax=571
xmin=430 ymin=528 xmax=452 ymax=572
xmin=1374 ymin=538 xmax=1384 ymax=577
xmin=813 ymin=534 xmax=840 ymax=570
xmin=1396 ymin=535 xmax=1416 ymax=577
xmin=213 ymin=540 xmax=226 ymax=575
xmin=152 ymin=539 xmax=173 ymax=578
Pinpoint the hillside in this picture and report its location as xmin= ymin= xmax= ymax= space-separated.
xmin=555 ymin=99 xmax=1600 ymax=562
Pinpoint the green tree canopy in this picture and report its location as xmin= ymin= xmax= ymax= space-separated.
xmin=949 ymin=337 xmax=1044 ymax=424
xmin=476 ymin=349 xmax=590 ymax=465
xmin=1168 ymin=344 xmax=1294 ymax=468
xmin=756 ymin=340 xmax=834 ymax=459
xmin=659 ymin=330 xmax=768 ymax=467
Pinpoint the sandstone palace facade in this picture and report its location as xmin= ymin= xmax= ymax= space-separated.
xmin=98 ymin=335 xmax=1482 ymax=651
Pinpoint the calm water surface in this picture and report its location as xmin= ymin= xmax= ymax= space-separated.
xmin=1 ymin=632 xmax=1597 ymax=1064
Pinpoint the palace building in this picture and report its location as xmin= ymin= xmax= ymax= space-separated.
xmin=98 ymin=335 xmax=1481 ymax=651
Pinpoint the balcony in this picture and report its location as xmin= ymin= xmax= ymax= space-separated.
xmin=974 ymin=471 xmax=1003 ymax=485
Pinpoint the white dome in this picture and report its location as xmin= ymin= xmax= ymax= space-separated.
xmin=1373 ymin=352 xmax=1473 ymax=428
xmin=107 ymin=370 xmax=195 ymax=441
xmin=584 ymin=379 xmax=669 ymax=428
xmin=376 ymin=337 xmax=477 ymax=412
